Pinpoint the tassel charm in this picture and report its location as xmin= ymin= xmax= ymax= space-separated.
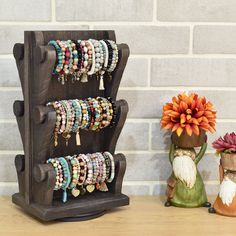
xmin=62 ymin=190 xmax=68 ymax=203
xmin=76 ymin=130 xmax=81 ymax=146
xmin=81 ymin=73 xmax=88 ymax=83
xmin=99 ymin=76 xmax=105 ymax=90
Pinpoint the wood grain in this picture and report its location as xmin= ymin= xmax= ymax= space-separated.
xmin=2 ymin=196 xmax=236 ymax=236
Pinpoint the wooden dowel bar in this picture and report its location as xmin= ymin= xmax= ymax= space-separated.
xmin=33 ymin=164 xmax=54 ymax=183
xmin=13 ymin=100 xmax=24 ymax=117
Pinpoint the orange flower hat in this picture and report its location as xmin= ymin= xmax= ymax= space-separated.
xmin=160 ymin=93 xmax=216 ymax=137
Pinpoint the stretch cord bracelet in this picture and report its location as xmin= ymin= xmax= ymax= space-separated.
xmin=75 ymin=40 xmax=82 ymax=80
xmin=104 ymin=40 xmax=113 ymax=75
xmin=66 ymin=40 xmax=74 ymax=79
xmin=47 ymin=102 xmax=61 ymax=146
xmin=79 ymin=100 xmax=89 ymax=130
xmin=90 ymin=39 xmax=103 ymax=75
xmin=58 ymin=157 xmax=71 ymax=203
xmin=103 ymin=152 xmax=115 ymax=183
xmin=84 ymin=154 xmax=95 ymax=193
xmin=99 ymin=40 xmax=109 ymax=90
xmin=71 ymin=40 xmax=79 ymax=80
xmin=87 ymin=40 xmax=96 ymax=76
xmin=47 ymin=158 xmax=63 ymax=190
xmin=91 ymin=153 xmax=99 ymax=185
xmin=79 ymin=40 xmax=89 ymax=82
xmin=65 ymin=155 xmax=81 ymax=197
xmin=56 ymin=40 xmax=67 ymax=84
xmin=71 ymin=99 xmax=82 ymax=145
xmin=107 ymin=40 xmax=119 ymax=73
xmin=60 ymin=101 xmax=72 ymax=146
xmin=95 ymin=152 xmax=108 ymax=192
xmin=77 ymin=154 xmax=87 ymax=187
xmin=107 ymin=97 xmax=116 ymax=128
xmin=48 ymin=40 xmax=63 ymax=77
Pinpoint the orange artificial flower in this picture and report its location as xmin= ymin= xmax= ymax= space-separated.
xmin=160 ymin=93 xmax=216 ymax=136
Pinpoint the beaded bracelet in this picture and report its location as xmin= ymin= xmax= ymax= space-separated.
xmin=107 ymin=40 xmax=119 ymax=73
xmin=48 ymin=40 xmax=64 ymax=77
xmin=99 ymin=40 xmax=109 ymax=90
xmin=60 ymin=101 xmax=72 ymax=146
xmin=77 ymin=154 xmax=87 ymax=186
xmin=87 ymin=40 xmax=96 ymax=76
xmin=58 ymin=157 xmax=71 ymax=203
xmin=103 ymin=152 xmax=115 ymax=183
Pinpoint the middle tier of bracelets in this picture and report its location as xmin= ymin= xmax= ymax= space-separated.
xmin=48 ymin=39 xmax=119 ymax=89
xmin=47 ymin=97 xmax=116 ymax=147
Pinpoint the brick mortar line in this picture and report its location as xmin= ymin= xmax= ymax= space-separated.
xmin=129 ymin=54 xmax=236 ymax=58
xmin=119 ymin=87 xmax=236 ymax=91
xmin=0 ymin=181 xmax=219 ymax=186
xmin=2 ymin=21 xmax=236 ymax=26
xmin=0 ymin=150 xmax=218 ymax=155
xmin=3 ymin=54 xmax=236 ymax=59
xmin=0 ymin=118 xmax=236 ymax=123
xmin=2 ymin=86 xmax=236 ymax=91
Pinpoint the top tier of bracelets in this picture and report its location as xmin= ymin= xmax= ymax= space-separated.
xmin=48 ymin=39 xmax=119 ymax=89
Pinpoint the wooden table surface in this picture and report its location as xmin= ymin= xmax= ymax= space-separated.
xmin=1 ymin=196 xmax=236 ymax=236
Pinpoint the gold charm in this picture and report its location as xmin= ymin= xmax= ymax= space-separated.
xmin=86 ymin=184 xmax=95 ymax=193
xmin=97 ymin=182 xmax=108 ymax=192
xmin=62 ymin=132 xmax=71 ymax=146
xmin=71 ymin=188 xmax=80 ymax=197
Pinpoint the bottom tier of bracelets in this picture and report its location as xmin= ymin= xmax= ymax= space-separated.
xmin=47 ymin=152 xmax=115 ymax=203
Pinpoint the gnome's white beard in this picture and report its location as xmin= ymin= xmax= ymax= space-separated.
xmin=172 ymin=155 xmax=197 ymax=189
xmin=219 ymin=178 xmax=236 ymax=206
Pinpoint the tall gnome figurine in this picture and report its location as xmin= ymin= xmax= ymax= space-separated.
xmin=160 ymin=93 xmax=216 ymax=208
xmin=209 ymin=132 xmax=236 ymax=216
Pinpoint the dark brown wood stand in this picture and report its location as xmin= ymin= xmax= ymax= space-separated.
xmin=12 ymin=31 xmax=130 ymax=221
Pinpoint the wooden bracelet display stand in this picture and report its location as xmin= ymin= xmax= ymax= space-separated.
xmin=12 ymin=31 xmax=130 ymax=221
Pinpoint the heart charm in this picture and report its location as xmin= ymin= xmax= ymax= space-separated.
xmin=72 ymin=188 xmax=80 ymax=197
xmin=86 ymin=184 xmax=95 ymax=193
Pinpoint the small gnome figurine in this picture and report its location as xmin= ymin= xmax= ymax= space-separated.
xmin=165 ymin=142 xmax=211 ymax=208
xmin=209 ymin=133 xmax=236 ymax=216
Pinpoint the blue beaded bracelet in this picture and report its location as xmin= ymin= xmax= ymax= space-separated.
xmin=58 ymin=157 xmax=71 ymax=203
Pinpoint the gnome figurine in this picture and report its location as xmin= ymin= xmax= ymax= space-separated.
xmin=165 ymin=142 xmax=211 ymax=208
xmin=160 ymin=93 xmax=216 ymax=208
xmin=209 ymin=133 xmax=236 ymax=216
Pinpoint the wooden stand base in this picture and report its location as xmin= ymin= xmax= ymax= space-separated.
xmin=12 ymin=192 xmax=129 ymax=221
xmin=57 ymin=210 xmax=106 ymax=222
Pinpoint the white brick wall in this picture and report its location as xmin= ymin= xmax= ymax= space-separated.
xmin=0 ymin=0 xmax=235 ymax=196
